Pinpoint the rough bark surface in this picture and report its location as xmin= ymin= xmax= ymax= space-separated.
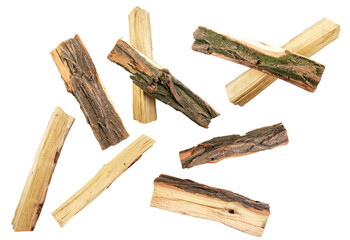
xmin=180 ymin=123 xmax=288 ymax=168
xmin=151 ymin=174 xmax=270 ymax=237
xmin=108 ymin=38 xmax=219 ymax=128
xmin=193 ymin=26 xmax=325 ymax=92
xmin=51 ymin=35 xmax=128 ymax=150
xmin=12 ymin=107 xmax=74 ymax=231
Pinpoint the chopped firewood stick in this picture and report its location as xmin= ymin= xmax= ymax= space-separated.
xmin=12 ymin=107 xmax=74 ymax=231
xmin=51 ymin=34 xmax=129 ymax=150
xmin=180 ymin=123 xmax=288 ymax=168
xmin=52 ymin=135 xmax=155 ymax=227
xmin=192 ymin=26 xmax=325 ymax=92
xmin=151 ymin=174 xmax=270 ymax=237
xmin=108 ymin=38 xmax=219 ymax=128
xmin=226 ymin=18 xmax=340 ymax=106
xmin=129 ymin=6 xmax=157 ymax=123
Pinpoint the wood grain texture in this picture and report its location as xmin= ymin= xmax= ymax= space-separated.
xmin=193 ymin=26 xmax=325 ymax=92
xmin=51 ymin=34 xmax=128 ymax=150
xmin=226 ymin=18 xmax=340 ymax=106
xmin=151 ymin=174 xmax=270 ymax=237
xmin=129 ymin=7 xmax=157 ymax=123
xmin=108 ymin=38 xmax=219 ymax=128
xmin=12 ymin=107 xmax=74 ymax=231
xmin=52 ymin=135 xmax=155 ymax=227
xmin=180 ymin=123 xmax=288 ymax=168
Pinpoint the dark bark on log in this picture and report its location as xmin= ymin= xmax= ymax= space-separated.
xmin=107 ymin=38 xmax=219 ymax=128
xmin=192 ymin=26 xmax=325 ymax=92
xmin=151 ymin=174 xmax=270 ymax=237
xmin=180 ymin=123 xmax=288 ymax=168
xmin=51 ymin=35 xmax=129 ymax=150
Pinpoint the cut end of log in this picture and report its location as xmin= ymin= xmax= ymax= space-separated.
xmin=180 ymin=123 xmax=288 ymax=168
xmin=51 ymin=35 xmax=129 ymax=150
xmin=12 ymin=107 xmax=74 ymax=231
xmin=151 ymin=174 xmax=270 ymax=237
xmin=108 ymin=38 xmax=219 ymax=128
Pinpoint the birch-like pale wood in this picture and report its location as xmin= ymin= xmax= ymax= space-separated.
xmin=12 ymin=107 xmax=74 ymax=231
xmin=52 ymin=135 xmax=155 ymax=227
xmin=108 ymin=39 xmax=219 ymax=128
xmin=51 ymin=35 xmax=129 ymax=150
xmin=151 ymin=174 xmax=270 ymax=237
xmin=225 ymin=18 xmax=340 ymax=106
xmin=129 ymin=7 xmax=157 ymax=123
xmin=193 ymin=27 xmax=325 ymax=92
xmin=180 ymin=123 xmax=288 ymax=168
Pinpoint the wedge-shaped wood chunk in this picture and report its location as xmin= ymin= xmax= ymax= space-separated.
xmin=180 ymin=123 xmax=288 ymax=168
xmin=108 ymin=38 xmax=219 ymax=128
xmin=52 ymin=135 xmax=155 ymax=227
xmin=51 ymin=34 xmax=128 ymax=150
xmin=151 ymin=174 xmax=270 ymax=237
xmin=193 ymin=26 xmax=325 ymax=92
xmin=225 ymin=18 xmax=340 ymax=106
xmin=12 ymin=107 xmax=74 ymax=231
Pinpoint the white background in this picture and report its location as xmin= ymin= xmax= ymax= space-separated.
xmin=1 ymin=0 xmax=349 ymax=239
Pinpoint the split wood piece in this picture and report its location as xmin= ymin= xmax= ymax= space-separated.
xmin=51 ymin=34 xmax=129 ymax=150
xmin=226 ymin=18 xmax=340 ymax=106
xmin=180 ymin=123 xmax=288 ymax=169
xmin=52 ymin=135 xmax=155 ymax=227
xmin=193 ymin=27 xmax=325 ymax=92
xmin=12 ymin=107 xmax=74 ymax=231
xmin=108 ymin=38 xmax=219 ymax=128
xmin=151 ymin=174 xmax=270 ymax=237
xmin=129 ymin=6 xmax=157 ymax=123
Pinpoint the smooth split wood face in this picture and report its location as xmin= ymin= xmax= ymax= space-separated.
xmin=52 ymin=135 xmax=155 ymax=227
xmin=225 ymin=18 xmax=340 ymax=106
xmin=108 ymin=38 xmax=219 ymax=128
xmin=51 ymin=34 xmax=129 ymax=150
xmin=192 ymin=26 xmax=325 ymax=92
xmin=12 ymin=107 xmax=74 ymax=231
xmin=180 ymin=123 xmax=288 ymax=168
xmin=151 ymin=174 xmax=270 ymax=237
xmin=129 ymin=6 xmax=157 ymax=123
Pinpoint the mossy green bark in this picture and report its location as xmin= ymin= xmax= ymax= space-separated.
xmin=193 ymin=27 xmax=325 ymax=92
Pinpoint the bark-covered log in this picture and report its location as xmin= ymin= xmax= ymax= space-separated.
xmin=225 ymin=18 xmax=340 ymax=106
xmin=151 ymin=174 xmax=270 ymax=237
xmin=193 ymin=26 xmax=325 ymax=92
xmin=108 ymin=38 xmax=219 ymax=128
xmin=180 ymin=123 xmax=288 ymax=168
xmin=12 ymin=107 xmax=74 ymax=231
xmin=51 ymin=35 xmax=129 ymax=150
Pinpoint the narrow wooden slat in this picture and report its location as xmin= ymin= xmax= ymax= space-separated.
xmin=12 ymin=107 xmax=74 ymax=231
xmin=129 ymin=7 xmax=157 ymax=123
xmin=52 ymin=135 xmax=155 ymax=227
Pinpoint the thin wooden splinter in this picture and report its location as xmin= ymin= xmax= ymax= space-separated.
xmin=129 ymin=6 xmax=157 ymax=123
xmin=12 ymin=107 xmax=74 ymax=231
xmin=52 ymin=135 xmax=155 ymax=227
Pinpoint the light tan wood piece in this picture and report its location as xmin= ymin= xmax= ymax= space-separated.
xmin=225 ymin=18 xmax=340 ymax=106
xmin=52 ymin=135 xmax=155 ymax=227
xmin=12 ymin=107 xmax=74 ymax=231
xmin=129 ymin=7 xmax=157 ymax=123
xmin=151 ymin=174 xmax=270 ymax=237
